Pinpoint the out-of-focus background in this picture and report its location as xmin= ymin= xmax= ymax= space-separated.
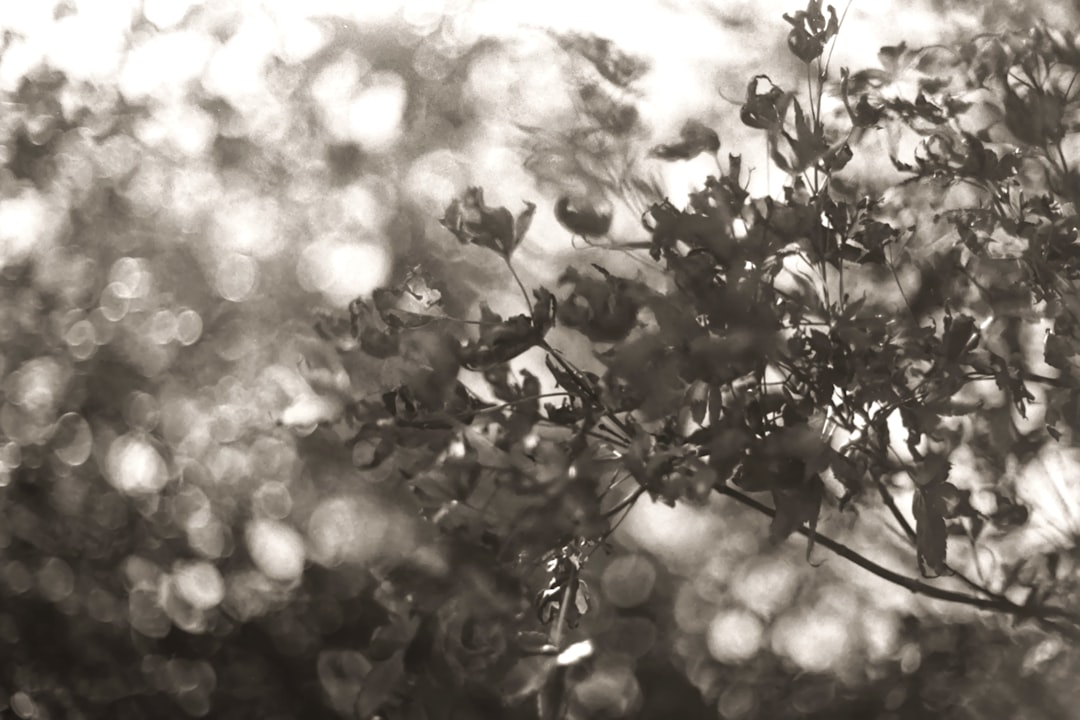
xmin=1 ymin=1 xmax=1080 ymax=719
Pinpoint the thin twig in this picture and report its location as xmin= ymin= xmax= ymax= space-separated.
xmin=592 ymin=424 xmax=631 ymax=447
xmin=712 ymin=480 xmax=1080 ymax=635
xmin=599 ymin=469 xmax=630 ymax=500
xmin=541 ymin=343 xmax=636 ymax=440
xmin=598 ymin=420 xmax=633 ymax=445
xmin=536 ymin=420 xmax=629 ymax=447
xmin=887 ymin=242 xmax=916 ymax=319
xmin=506 ymin=258 xmax=534 ymax=315
xmin=474 ymin=392 xmax=573 ymax=416
xmin=872 ymin=468 xmax=1009 ymax=603
xmin=551 ymin=567 xmax=578 ymax=650
xmin=821 ymin=0 xmax=855 ymax=80
xmin=603 ymin=485 xmax=647 ymax=518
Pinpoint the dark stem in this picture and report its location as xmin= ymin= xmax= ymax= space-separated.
xmin=872 ymin=470 xmax=1012 ymax=603
xmin=551 ymin=566 xmax=579 ymax=651
xmin=711 ymin=480 xmax=1080 ymax=638
xmin=602 ymin=485 xmax=647 ymax=518
xmin=541 ymin=343 xmax=636 ymax=440
xmin=473 ymin=392 xmax=573 ymax=416
xmin=506 ymin=257 xmax=534 ymax=315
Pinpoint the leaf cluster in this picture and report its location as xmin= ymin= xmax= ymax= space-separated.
xmin=305 ymin=9 xmax=1080 ymax=712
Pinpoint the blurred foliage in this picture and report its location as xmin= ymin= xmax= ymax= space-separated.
xmin=1 ymin=2 xmax=1080 ymax=720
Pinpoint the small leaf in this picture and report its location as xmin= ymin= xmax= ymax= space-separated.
xmin=740 ymin=75 xmax=788 ymax=131
xmin=943 ymin=314 xmax=978 ymax=363
xmin=854 ymin=94 xmax=884 ymax=127
xmin=574 ymin=579 xmax=591 ymax=619
xmin=440 ymin=186 xmax=519 ymax=256
xmin=1004 ymin=84 xmax=1064 ymax=146
xmin=554 ymin=195 xmax=612 ymax=237
xmin=824 ymin=141 xmax=853 ymax=171
xmin=461 ymin=315 xmax=535 ymax=370
xmin=878 ymin=42 xmax=908 ymax=76
xmin=552 ymin=32 xmax=649 ymax=88
xmin=461 ymin=291 xmax=554 ymax=370
xmin=358 ymin=325 xmax=401 ymax=358
xmin=830 ymin=451 xmax=865 ymax=508
xmin=372 ymin=289 xmax=434 ymax=330
xmin=545 ymin=354 xmax=599 ymax=398
xmin=913 ymin=486 xmax=948 ymax=576
xmin=781 ymin=0 xmax=837 ymax=63
xmin=919 ymin=453 xmax=952 ymax=487
xmin=557 ymin=266 xmax=641 ymax=342
xmin=544 ymin=398 xmax=583 ymax=424
xmin=642 ymin=200 xmax=738 ymax=263
xmin=786 ymin=26 xmax=824 ymax=63
xmin=514 ymin=201 xmax=537 ymax=249
xmin=686 ymin=380 xmax=710 ymax=425
xmin=649 ymin=119 xmax=720 ymax=161
xmin=990 ymin=492 xmax=1029 ymax=529
xmin=783 ymin=98 xmax=829 ymax=172
xmin=770 ymin=473 xmax=824 ymax=555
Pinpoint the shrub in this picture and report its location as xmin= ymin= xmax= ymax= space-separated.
xmin=314 ymin=3 xmax=1080 ymax=715
xmin=2 ymin=4 xmax=1080 ymax=719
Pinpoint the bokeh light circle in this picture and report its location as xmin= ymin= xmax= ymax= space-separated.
xmin=64 ymin=319 xmax=97 ymax=360
xmin=173 ymin=561 xmax=226 ymax=610
xmin=176 ymin=308 xmax=203 ymax=345
xmin=707 ymin=607 xmax=765 ymax=663
xmin=52 ymin=412 xmax=92 ymax=466
xmin=246 ymin=519 xmax=305 ymax=582
xmin=601 ymin=554 xmax=657 ymax=608
xmin=106 ymin=434 xmax=169 ymax=496
xmin=307 ymin=497 xmax=395 ymax=568
xmin=296 ymin=239 xmax=390 ymax=304
xmin=771 ymin=608 xmax=853 ymax=673
xmin=215 ymin=252 xmax=258 ymax=302
xmin=253 ymin=481 xmax=293 ymax=519
xmin=36 ymin=557 xmax=75 ymax=603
